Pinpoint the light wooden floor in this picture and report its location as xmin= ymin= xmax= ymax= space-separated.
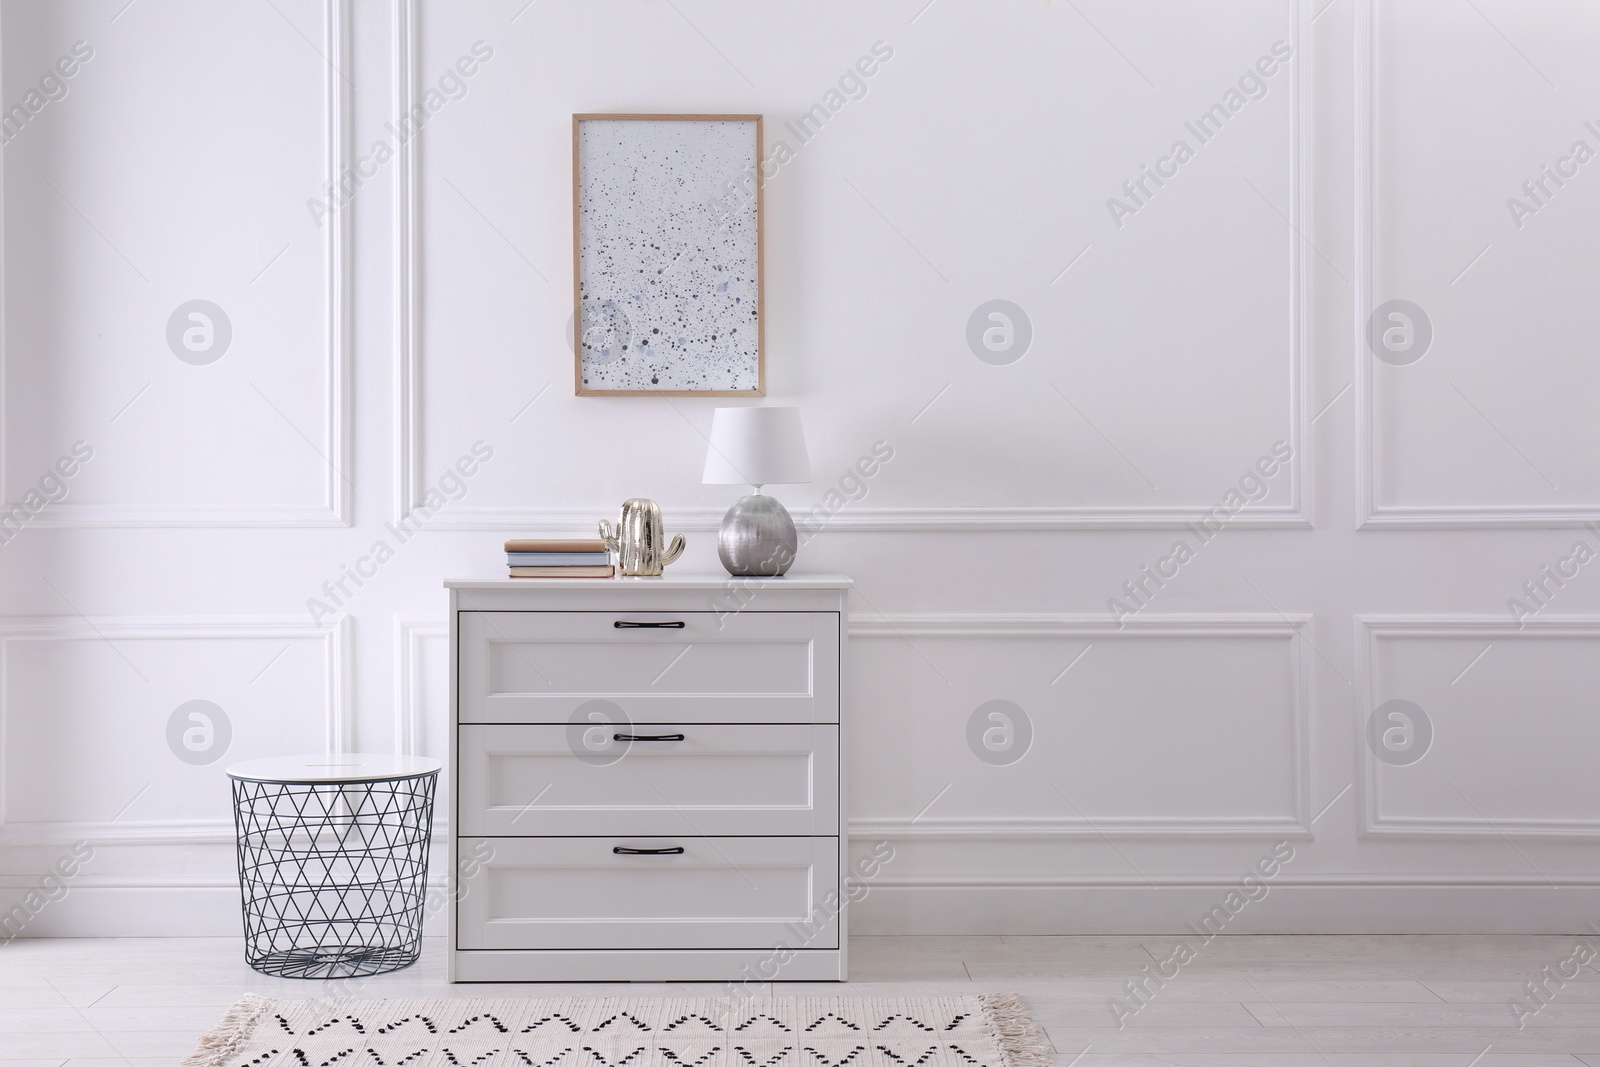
xmin=2 ymin=935 xmax=1599 ymax=1065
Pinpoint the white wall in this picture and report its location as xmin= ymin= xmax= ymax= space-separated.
xmin=3 ymin=0 xmax=1600 ymax=937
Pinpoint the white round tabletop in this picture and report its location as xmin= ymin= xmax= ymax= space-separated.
xmin=226 ymin=753 xmax=442 ymax=784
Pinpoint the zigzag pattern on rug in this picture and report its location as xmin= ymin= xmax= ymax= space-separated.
xmin=180 ymin=993 xmax=1053 ymax=1067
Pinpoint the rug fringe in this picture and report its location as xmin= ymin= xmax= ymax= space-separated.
xmin=179 ymin=992 xmax=271 ymax=1067
xmin=977 ymin=992 xmax=1053 ymax=1067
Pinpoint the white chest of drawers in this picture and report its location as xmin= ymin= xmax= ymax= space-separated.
xmin=445 ymin=575 xmax=850 ymax=983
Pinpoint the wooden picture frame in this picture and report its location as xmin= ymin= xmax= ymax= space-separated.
xmin=572 ymin=114 xmax=765 ymax=397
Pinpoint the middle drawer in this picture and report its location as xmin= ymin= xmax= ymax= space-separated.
xmin=458 ymin=723 xmax=840 ymax=836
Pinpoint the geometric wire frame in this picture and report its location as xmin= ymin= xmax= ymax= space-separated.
xmin=230 ymin=769 xmax=438 ymax=979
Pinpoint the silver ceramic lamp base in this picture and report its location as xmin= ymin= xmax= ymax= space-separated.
xmin=718 ymin=493 xmax=798 ymax=577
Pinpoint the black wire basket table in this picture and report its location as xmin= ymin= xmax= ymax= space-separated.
xmin=227 ymin=754 xmax=441 ymax=979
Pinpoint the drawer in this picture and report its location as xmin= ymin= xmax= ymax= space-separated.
xmin=458 ymin=611 xmax=838 ymax=723
xmin=455 ymin=837 xmax=840 ymax=950
xmin=458 ymin=723 xmax=839 ymax=836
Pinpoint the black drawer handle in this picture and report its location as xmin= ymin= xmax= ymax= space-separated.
xmin=613 ymin=620 xmax=686 ymax=629
xmin=614 ymin=733 xmax=685 ymax=742
xmin=612 ymin=846 xmax=685 ymax=856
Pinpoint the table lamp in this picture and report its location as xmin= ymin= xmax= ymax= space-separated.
xmin=702 ymin=406 xmax=812 ymax=577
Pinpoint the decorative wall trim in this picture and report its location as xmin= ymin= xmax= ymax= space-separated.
xmin=397 ymin=1 xmax=1309 ymax=532
xmin=22 ymin=503 xmax=348 ymax=528
xmin=393 ymin=0 xmax=422 ymax=525
xmin=850 ymin=612 xmax=1313 ymax=838
xmin=9 ymin=0 xmax=350 ymax=528
xmin=849 ymin=816 xmax=1310 ymax=839
xmin=848 ymin=613 xmax=1312 ymax=637
xmin=394 ymin=613 xmax=450 ymax=836
xmin=0 ymin=615 xmax=351 ymax=844
xmin=1353 ymin=0 xmax=1599 ymax=529
xmin=420 ymin=505 xmax=1312 ymax=534
xmin=866 ymin=873 xmax=1600 ymax=888
xmin=1357 ymin=504 xmax=1600 ymax=531
xmin=323 ymin=0 xmax=353 ymax=528
xmin=394 ymin=613 xmax=445 ymax=755
xmin=0 ymin=820 xmax=235 ymax=847
xmin=1355 ymin=615 xmax=1600 ymax=837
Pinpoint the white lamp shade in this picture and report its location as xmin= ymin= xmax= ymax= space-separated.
xmin=702 ymin=406 xmax=812 ymax=486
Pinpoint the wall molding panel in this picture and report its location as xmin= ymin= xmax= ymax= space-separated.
xmin=5 ymin=0 xmax=351 ymax=528
xmin=394 ymin=613 xmax=449 ymax=837
xmin=850 ymin=613 xmax=1313 ymax=839
xmin=1356 ymin=614 xmax=1600 ymax=839
xmin=393 ymin=612 xmax=445 ymax=756
xmin=395 ymin=0 xmax=1310 ymax=533
xmin=848 ymin=613 xmax=1313 ymax=639
xmin=392 ymin=0 xmax=423 ymax=527
xmin=0 ymin=615 xmax=351 ymax=847
xmin=1354 ymin=0 xmax=1600 ymax=530
xmin=405 ymin=503 xmax=1314 ymax=536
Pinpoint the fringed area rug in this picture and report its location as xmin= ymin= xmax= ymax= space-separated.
xmin=182 ymin=993 xmax=1050 ymax=1067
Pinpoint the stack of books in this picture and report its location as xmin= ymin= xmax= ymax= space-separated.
xmin=505 ymin=538 xmax=614 ymax=578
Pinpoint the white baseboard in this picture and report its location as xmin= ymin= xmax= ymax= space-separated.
xmin=853 ymin=885 xmax=1600 ymax=935
xmin=8 ymin=884 xmax=1600 ymax=939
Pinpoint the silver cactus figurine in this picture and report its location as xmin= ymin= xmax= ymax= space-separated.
xmin=599 ymin=498 xmax=685 ymax=577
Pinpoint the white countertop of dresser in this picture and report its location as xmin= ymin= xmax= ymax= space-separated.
xmin=445 ymin=573 xmax=853 ymax=590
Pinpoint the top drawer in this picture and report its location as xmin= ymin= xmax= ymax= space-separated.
xmin=458 ymin=611 xmax=839 ymax=723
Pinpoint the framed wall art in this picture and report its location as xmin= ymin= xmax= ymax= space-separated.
xmin=572 ymin=114 xmax=765 ymax=396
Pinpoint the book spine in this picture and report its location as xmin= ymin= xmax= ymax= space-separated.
xmin=509 ymin=565 xmax=615 ymax=578
xmin=504 ymin=539 xmax=608 ymax=553
xmin=506 ymin=552 xmax=612 ymax=565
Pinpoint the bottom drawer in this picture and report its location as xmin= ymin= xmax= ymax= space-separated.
xmin=456 ymin=837 xmax=840 ymax=950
